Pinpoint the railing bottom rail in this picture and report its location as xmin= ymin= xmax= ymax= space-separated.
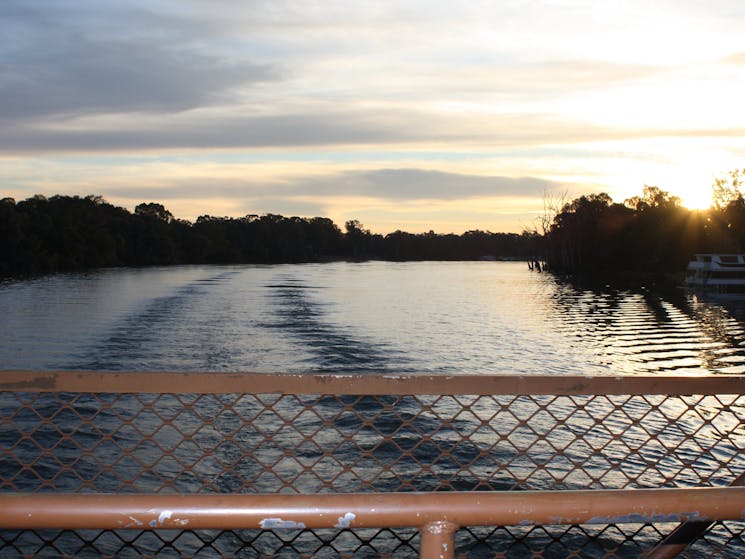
xmin=3 ymin=488 xmax=745 ymax=558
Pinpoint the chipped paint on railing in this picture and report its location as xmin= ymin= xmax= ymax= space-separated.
xmin=334 ymin=512 xmax=356 ymax=528
xmin=259 ymin=518 xmax=307 ymax=530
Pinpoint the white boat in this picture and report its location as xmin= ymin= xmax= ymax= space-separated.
xmin=685 ymin=254 xmax=745 ymax=292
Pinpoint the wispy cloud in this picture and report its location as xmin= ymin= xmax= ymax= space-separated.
xmin=96 ymin=168 xmax=562 ymax=202
xmin=0 ymin=1 xmax=280 ymax=122
xmin=298 ymin=169 xmax=558 ymax=200
xmin=7 ymin=105 xmax=743 ymax=154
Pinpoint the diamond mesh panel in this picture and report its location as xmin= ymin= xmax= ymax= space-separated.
xmin=1 ymin=376 xmax=745 ymax=557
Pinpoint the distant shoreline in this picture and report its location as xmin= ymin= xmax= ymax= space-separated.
xmin=0 ymin=195 xmax=539 ymax=278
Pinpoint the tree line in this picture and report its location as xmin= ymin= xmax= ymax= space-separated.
xmin=541 ymin=171 xmax=745 ymax=279
xmin=0 ymin=195 xmax=537 ymax=277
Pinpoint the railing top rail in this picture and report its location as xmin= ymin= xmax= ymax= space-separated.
xmin=2 ymin=370 xmax=745 ymax=395
xmin=3 ymin=488 xmax=745 ymax=531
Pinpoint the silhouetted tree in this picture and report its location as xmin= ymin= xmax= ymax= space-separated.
xmin=545 ymin=186 xmax=709 ymax=278
xmin=0 ymin=193 xmax=562 ymax=277
xmin=712 ymin=169 xmax=744 ymax=210
xmin=135 ymin=202 xmax=173 ymax=223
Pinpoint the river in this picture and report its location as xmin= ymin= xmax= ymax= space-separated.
xmin=1 ymin=261 xmax=745 ymax=375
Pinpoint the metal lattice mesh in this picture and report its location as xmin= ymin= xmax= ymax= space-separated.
xmin=1 ymin=375 xmax=745 ymax=557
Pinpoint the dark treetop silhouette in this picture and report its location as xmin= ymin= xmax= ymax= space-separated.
xmin=0 ymin=195 xmax=536 ymax=277
xmin=4 ymin=175 xmax=743 ymax=279
xmin=542 ymin=179 xmax=745 ymax=278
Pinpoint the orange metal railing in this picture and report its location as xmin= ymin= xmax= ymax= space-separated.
xmin=1 ymin=371 xmax=745 ymax=558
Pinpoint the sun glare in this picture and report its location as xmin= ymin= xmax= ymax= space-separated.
xmin=677 ymin=185 xmax=713 ymax=211
xmin=667 ymin=164 xmax=724 ymax=211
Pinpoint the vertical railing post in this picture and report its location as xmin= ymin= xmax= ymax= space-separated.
xmin=419 ymin=521 xmax=458 ymax=559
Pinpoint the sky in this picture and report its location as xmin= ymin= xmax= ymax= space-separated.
xmin=2 ymin=1 xmax=745 ymax=234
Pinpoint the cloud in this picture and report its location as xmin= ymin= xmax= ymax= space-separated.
xmin=298 ymin=169 xmax=558 ymax=200
xmin=1 ymin=0 xmax=740 ymax=155
xmin=0 ymin=1 xmax=280 ymax=121
xmin=94 ymin=167 xmax=563 ymax=204
xmin=0 ymin=41 xmax=278 ymax=121
xmin=5 ymin=103 xmax=734 ymax=154
xmin=411 ymin=59 xmax=663 ymax=103
xmin=723 ymin=52 xmax=745 ymax=65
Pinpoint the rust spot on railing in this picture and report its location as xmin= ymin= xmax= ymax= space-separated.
xmin=0 ymin=374 xmax=56 ymax=391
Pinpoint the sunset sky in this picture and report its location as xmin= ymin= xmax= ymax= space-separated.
xmin=2 ymin=1 xmax=745 ymax=233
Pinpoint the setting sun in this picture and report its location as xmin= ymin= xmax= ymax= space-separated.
xmin=678 ymin=185 xmax=714 ymax=210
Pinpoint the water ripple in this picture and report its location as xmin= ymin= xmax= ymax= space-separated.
xmin=259 ymin=275 xmax=405 ymax=373
xmin=3 ymin=262 xmax=745 ymax=375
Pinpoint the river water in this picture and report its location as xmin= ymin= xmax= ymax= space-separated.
xmin=2 ymin=260 xmax=745 ymax=375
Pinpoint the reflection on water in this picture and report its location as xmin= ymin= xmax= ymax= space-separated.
xmin=2 ymin=261 xmax=745 ymax=374
xmin=543 ymin=277 xmax=745 ymax=375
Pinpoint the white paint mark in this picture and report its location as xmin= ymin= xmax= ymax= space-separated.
xmin=334 ymin=512 xmax=356 ymax=529
xmin=158 ymin=510 xmax=173 ymax=525
xmin=260 ymin=518 xmax=306 ymax=530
